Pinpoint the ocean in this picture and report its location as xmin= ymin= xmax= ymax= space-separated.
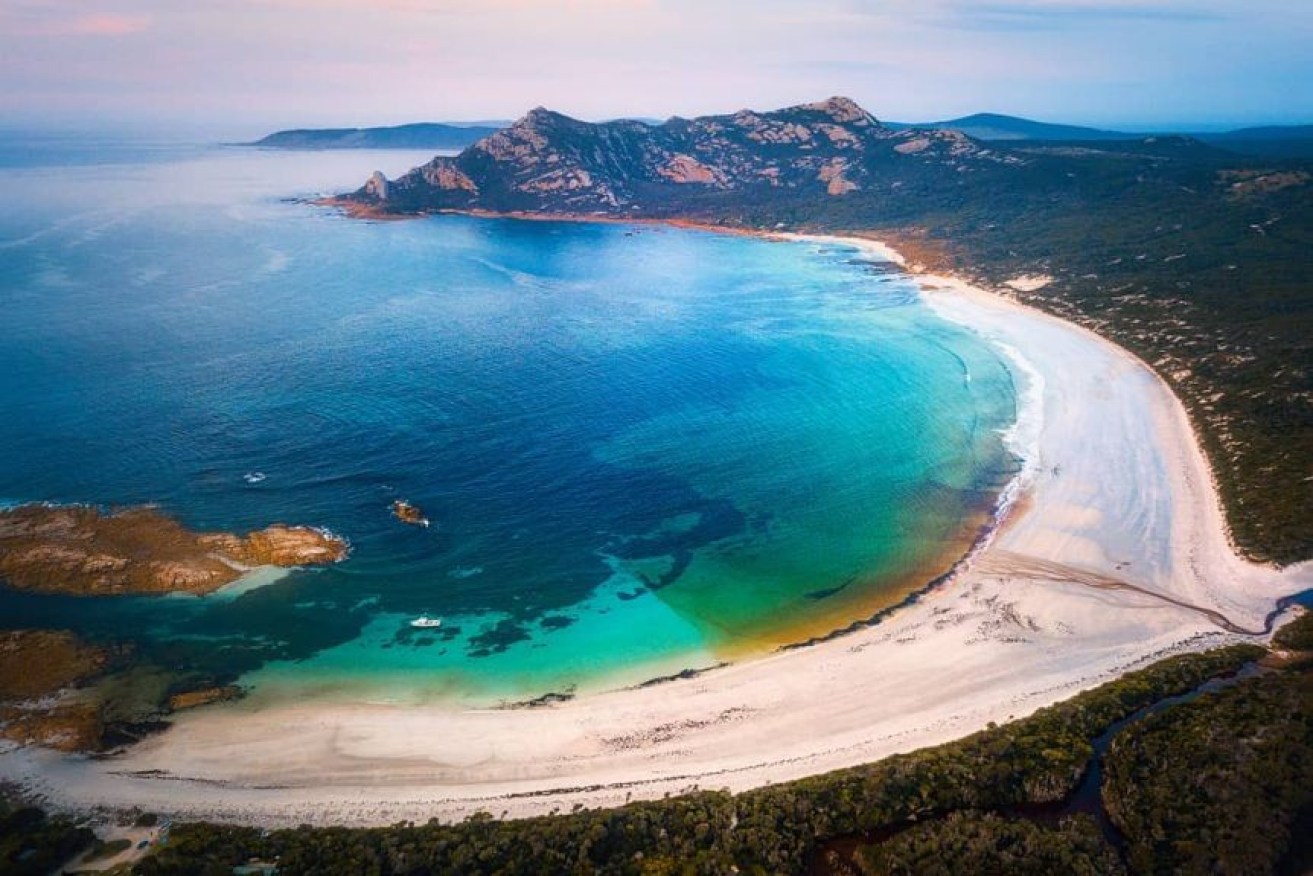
xmin=0 ymin=139 xmax=1021 ymax=705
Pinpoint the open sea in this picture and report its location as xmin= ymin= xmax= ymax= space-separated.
xmin=0 ymin=137 xmax=1021 ymax=705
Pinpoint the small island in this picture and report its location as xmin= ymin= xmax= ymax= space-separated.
xmin=0 ymin=503 xmax=349 ymax=597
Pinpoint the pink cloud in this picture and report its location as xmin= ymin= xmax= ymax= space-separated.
xmin=0 ymin=10 xmax=154 ymax=38
xmin=66 ymin=14 xmax=151 ymax=35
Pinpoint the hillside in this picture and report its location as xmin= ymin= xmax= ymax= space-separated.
xmin=890 ymin=114 xmax=1313 ymax=158
xmin=916 ymin=112 xmax=1132 ymax=141
xmin=341 ymin=97 xmax=1313 ymax=565
xmin=1197 ymin=125 xmax=1313 ymax=159
xmin=251 ymin=122 xmax=498 ymax=150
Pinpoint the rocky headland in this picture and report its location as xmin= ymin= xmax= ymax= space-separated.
xmin=0 ymin=503 xmax=348 ymax=597
xmin=251 ymin=121 xmax=498 ymax=151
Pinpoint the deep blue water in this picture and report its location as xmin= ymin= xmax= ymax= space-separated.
xmin=0 ymin=141 xmax=1020 ymax=703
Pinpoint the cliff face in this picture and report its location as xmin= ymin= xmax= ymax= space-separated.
xmin=352 ymin=97 xmax=1016 ymax=214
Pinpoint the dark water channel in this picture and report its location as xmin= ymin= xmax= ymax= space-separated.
xmin=808 ymin=658 xmax=1275 ymax=874
xmin=1012 ymin=661 xmax=1268 ymax=846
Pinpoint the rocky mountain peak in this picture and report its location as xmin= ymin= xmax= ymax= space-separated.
xmin=349 ymin=96 xmax=1009 ymax=215
xmin=795 ymin=96 xmax=878 ymax=126
xmin=512 ymin=106 xmax=572 ymax=130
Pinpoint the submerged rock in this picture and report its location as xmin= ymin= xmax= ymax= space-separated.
xmin=391 ymin=499 xmax=429 ymax=527
xmin=167 ymin=684 xmax=243 ymax=712
xmin=0 ymin=629 xmax=107 ymax=700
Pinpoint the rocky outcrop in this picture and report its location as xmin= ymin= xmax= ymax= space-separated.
xmin=0 ymin=630 xmax=107 ymax=700
xmin=0 ymin=504 xmax=348 ymax=597
xmin=346 ymin=96 xmax=1014 ymax=215
xmin=200 ymin=524 xmax=349 ymax=567
xmin=0 ymin=700 xmax=103 ymax=752
xmin=364 ymin=171 xmax=389 ymax=200
xmin=167 ymin=685 xmax=243 ymax=711
xmin=0 ymin=629 xmax=255 ymax=752
xmin=0 ymin=630 xmax=109 ymax=752
xmin=391 ymin=500 xmax=428 ymax=527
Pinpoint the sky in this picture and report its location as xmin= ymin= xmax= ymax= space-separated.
xmin=2 ymin=0 xmax=1311 ymax=137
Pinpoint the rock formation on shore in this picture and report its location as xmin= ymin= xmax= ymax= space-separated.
xmin=0 ymin=629 xmax=253 ymax=752
xmin=0 ymin=630 xmax=109 ymax=751
xmin=0 ymin=504 xmax=348 ymax=597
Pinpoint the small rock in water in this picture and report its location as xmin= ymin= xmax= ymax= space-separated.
xmin=391 ymin=499 xmax=429 ymax=527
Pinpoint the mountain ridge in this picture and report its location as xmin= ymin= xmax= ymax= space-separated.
xmin=895 ymin=114 xmax=1313 ymax=157
xmin=904 ymin=112 xmax=1133 ymax=141
xmin=252 ymin=112 xmax=1313 ymax=158
xmin=349 ymin=96 xmax=1018 ymax=214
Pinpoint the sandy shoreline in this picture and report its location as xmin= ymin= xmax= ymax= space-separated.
xmin=4 ymin=227 xmax=1310 ymax=828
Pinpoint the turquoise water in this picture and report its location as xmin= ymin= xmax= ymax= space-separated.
xmin=0 ymin=142 xmax=1019 ymax=704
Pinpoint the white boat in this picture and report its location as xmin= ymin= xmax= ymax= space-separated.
xmin=409 ymin=615 xmax=442 ymax=629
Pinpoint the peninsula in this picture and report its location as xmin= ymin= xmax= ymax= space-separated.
xmin=0 ymin=504 xmax=348 ymax=597
xmin=250 ymin=122 xmax=499 ymax=151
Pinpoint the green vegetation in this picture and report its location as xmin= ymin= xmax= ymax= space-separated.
xmin=84 ymin=836 xmax=133 ymax=861
xmin=1273 ymin=609 xmax=1313 ymax=651
xmin=0 ymin=801 xmax=94 ymax=876
xmin=125 ymin=645 xmax=1266 ymax=875
xmin=854 ymin=812 xmax=1124 ymax=876
xmin=1104 ymin=670 xmax=1313 ymax=875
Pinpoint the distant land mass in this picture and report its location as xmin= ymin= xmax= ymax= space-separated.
xmin=250 ymin=122 xmax=500 ymax=150
xmin=253 ymin=112 xmax=1313 ymax=158
xmin=887 ymin=112 xmax=1135 ymax=141
xmin=337 ymin=96 xmax=1311 ymax=567
xmin=891 ymin=113 xmax=1313 ymax=158
xmin=1195 ymin=124 xmax=1313 ymax=159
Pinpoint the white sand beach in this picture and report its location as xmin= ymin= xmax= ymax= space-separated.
xmin=4 ymin=234 xmax=1309 ymax=827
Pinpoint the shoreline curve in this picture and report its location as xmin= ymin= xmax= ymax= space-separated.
xmin=2 ymin=223 xmax=1309 ymax=828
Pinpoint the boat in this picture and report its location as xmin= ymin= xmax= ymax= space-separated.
xmin=409 ymin=615 xmax=442 ymax=629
